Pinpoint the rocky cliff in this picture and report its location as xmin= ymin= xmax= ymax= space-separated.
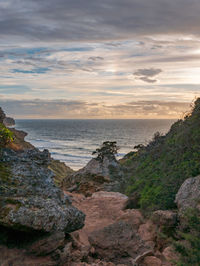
xmin=0 ymin=107 xmax=86 ymax=265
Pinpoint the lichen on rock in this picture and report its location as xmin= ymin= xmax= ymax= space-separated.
xmin=0 ymin=148 xmax=85 ymax=233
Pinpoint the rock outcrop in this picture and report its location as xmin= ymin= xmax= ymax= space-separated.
xmin=3 ymin=117 xmax=15 ymax=127
xmin=0 ymin=148 xmax=85 ymax=233
xmin=0 ymin=107 xmax=5 ymax=124
xmin=175 ymin=175 xmax=200 ymax=213
xmin=8 ymin=128 xmax=35 ymax=151
xmin=62 ymin=155 xmax=124 ymax=196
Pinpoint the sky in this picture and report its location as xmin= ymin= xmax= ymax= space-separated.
xmin=0 ymin=0 xmax=200 ymax=119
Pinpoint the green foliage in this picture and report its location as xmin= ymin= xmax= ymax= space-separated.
xmin=0 ymin=123 xmax=14 ymax=147
xmin=174 ymin=209 xmax=200 ymax=266
xmin=92 ymin=141 xmax=119 ymax=162
xmin=124 ymin=98 xmax=200 ymax=211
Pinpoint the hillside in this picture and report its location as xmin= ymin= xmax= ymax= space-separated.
xmin=122 ymin=98 xmax=200 ymax=211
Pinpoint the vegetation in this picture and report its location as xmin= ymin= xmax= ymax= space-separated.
xmin=92 ymin=141 xmax=119 ymax=162
xmin=174 ymin=209 xmax=200 ymax=266
xmin=123 ymin=98 xmax=200 ymax=211
xmin=0 ymin=123 xmax=14 ymax=148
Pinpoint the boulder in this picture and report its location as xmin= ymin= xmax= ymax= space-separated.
xmin=151 ymin=210 xmax=177 ymax=227
xmin=138 ymin=221 xmax=156 ymax=249
xmin=142 ymin=256 xmax=162 ymax=266
xmin=28 ymin=232 xmax=65 ymax=256
xmin=162 ymin=246 xmax=179 ymax=265
xmin=76 ymin=155 xmax=119 ymax=177
xmin=175 ymin=175 xmax=200 ymax=213
xmin=0 ymin=245 xmax=55 ymax=266
xmin=116 ymin=209 xmax=144 ymax=229
xmin=88 ymin=220 xmax=153 ymax=265
xmin=0 ymin=148 xmax=85 ymax=233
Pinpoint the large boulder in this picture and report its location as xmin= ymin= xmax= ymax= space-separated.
xmin=175 ymin=175 xmax=200 ymax=213
xmin=88 ymin=220 xmax=153 ymax=265
xmin=0 ymin=148 xmax=85 ymax=233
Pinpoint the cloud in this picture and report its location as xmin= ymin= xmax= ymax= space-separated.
xmin=0 ymin=1 xmax=200 ymax=118
xmin=0 ymin=99 xmax=190 ymax=119
xmin=1 ymin=0 xmax=200 ymax=43
xmin=134 ymin=68 xmax=162 ymax=83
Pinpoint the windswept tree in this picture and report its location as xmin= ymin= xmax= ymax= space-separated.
xmin=92 ymin=141 xmax=119 ymax=162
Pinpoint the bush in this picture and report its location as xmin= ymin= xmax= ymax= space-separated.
xmin=174 ymin=209 xmax=200 ymax=266
xmin=0 ymin=123 xmax=14 ymax=147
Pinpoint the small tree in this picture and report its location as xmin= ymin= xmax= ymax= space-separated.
xmin=92 ymin=141 xmax=119 ymax=162
xmin=0 ymin=123 xmax=14 ymax=148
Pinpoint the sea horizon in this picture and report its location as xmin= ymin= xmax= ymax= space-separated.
xmin=15 ymin=118 xmax=176 ymax=170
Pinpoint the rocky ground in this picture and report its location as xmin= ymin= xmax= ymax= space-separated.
xmin=66 ymin=191 xmax=179 ymax=266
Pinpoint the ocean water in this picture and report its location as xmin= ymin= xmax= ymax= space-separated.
xmin=15 ymin=119 xmax=175 ymax=170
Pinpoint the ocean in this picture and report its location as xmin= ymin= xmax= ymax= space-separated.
xmin=15 ymin=119 xmax=175 ymax=170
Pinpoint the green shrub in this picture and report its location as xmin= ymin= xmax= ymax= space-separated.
xmin=0 ymin=123 xmax=14 ymax=147
xmin=174 ymin=209 xmax=200 ymax=266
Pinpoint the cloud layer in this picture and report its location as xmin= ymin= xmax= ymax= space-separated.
xmin=1 ymin=0 xmax=200 ymax=43
xmin=0 ymin=0 xmax=200 ymax=118
xmin=0 ymin=99 xmax=190 ymax=119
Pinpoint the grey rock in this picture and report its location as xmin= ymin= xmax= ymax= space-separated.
xmin=3 ymin=117 xmax=15 ymax=127
xmin=0 ymin=148 xmax=85 ymax=233
xmin=63 ymin=155 xmax=124 ymax=196
xmin=175 ymin=175 xmax=200 ymax=213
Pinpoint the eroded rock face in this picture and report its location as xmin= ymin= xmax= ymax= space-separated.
xmin=175 ymin=175 xmax=200 ymax=213
xmin=0 ymin=148 xmax=85 ymax=233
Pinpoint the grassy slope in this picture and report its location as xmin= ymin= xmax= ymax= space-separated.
xmin=121 ymin=98 xmax=200 ymax=211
